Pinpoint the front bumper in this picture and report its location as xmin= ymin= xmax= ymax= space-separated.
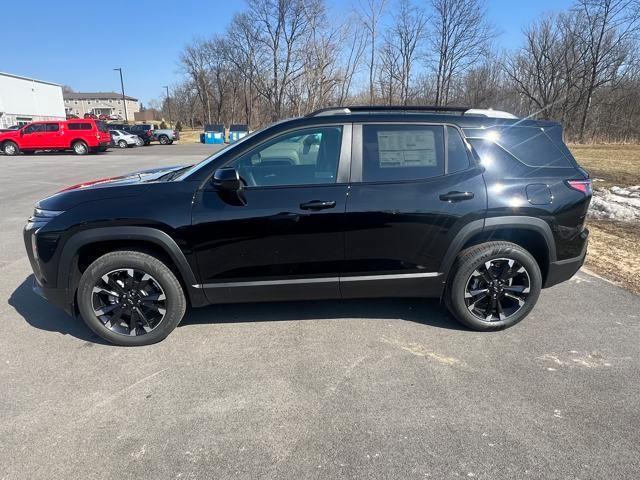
xmin=543 ymin=229 xmax=589 ymax=288
xmin=32 ymin=276 xmax=72 ymax=314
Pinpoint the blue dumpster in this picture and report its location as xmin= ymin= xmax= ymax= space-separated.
xmin=204 ymin=131 xmax=224 ymax=144
xmin=229 ymin=124 xmax=248 ymax=144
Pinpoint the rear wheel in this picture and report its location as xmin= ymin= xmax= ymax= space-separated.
xmin=445 ymin=241 xmax=542 ymax=331
xmin=2 ymin=141 xmax=19 ymax=155
xmin=72 ymin=141 xmax=88 ymax=155
xmin=159 ymin=135 xmax=169 ymax=145
xmin=77 ymin=250 xmax=187 ymax=346
xmin=118 ymin=140 xmax=128 ymax=149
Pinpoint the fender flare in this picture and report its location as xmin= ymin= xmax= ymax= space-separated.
xmin=438 ymin=216 xmax=556 ymax=278
xmin=58 ymin=226 xmax=207 ymax=307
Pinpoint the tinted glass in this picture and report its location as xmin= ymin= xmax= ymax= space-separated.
xmin=68 ymin=123 xmax=92 ymax=130
xmin=465 ymin=126 xmax=571 ymax=168
xmin=362 ymin=124 xmax=444 ymax=182
xmin=447 ymin=126 xmax=470 ymax=173
xmin=24 ymin=124 xmax=46 ymax=134
xmin=230 ymin=127 xmax=343 ymax=187
xmin=45 ymin=123 xmax=59 ymax=132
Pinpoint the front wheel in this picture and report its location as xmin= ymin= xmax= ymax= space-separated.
xmin=445 ymin=241 xmax=542 ymax=331
xmin=77 ymin=250 xmax=187 ymax=346
xmin=2 ymin=141 xmax=19 ymax=155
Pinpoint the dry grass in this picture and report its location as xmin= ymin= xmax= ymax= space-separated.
xmin=585 ymin=220 xmax=640 ymax=294
xmin=569 ymin=144 xmax=640 ymax=188
xmin=568 ymin=144 xmax=640 ymax=293
xmin=176 ymin=129 xmax=203 ymax=143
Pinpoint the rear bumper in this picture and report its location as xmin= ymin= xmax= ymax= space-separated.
xmin=543 ymin=229 xmax=589 ymax=288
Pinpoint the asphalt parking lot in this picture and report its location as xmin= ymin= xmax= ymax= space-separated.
xmin=1 ymin=143 xmax=639 ymax=479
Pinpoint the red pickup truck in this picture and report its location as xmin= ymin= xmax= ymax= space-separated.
xmin=0 ymin=119 xmax=111 ymax=155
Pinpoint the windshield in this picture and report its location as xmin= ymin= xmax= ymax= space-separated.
xmin=175 ymin=127 xmax=263 ymax=180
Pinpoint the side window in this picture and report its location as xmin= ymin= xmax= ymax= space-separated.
xmin=229 ymin=126 xmax=343 ymax=187
xmin=24 ymin=124 xmax=46 ymax=134
xmin=447 ymin=127 xmax=470 ymax=173
xmin=45 ymin=123 xmax=59 ymax=132
xmin=68 ymin=123 xmax=92 ymax=130
xmin=362 ymin=124 xmax=444 ymax=182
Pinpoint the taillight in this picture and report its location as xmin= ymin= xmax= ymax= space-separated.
xmin=566 ymin=179 xmax=592 ymax=195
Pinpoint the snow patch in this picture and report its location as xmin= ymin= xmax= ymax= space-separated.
xmin=588 ymin=185 xmax=640 ymax=222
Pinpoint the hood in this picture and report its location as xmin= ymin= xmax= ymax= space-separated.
xmin=36 ymin=165 xmax=187 ymax=211
xmin=59 ymin=165 xmax=186 ymax=192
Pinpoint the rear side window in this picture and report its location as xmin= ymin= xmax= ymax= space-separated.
xmin=362 ymin=124 xmax=444 ymax=182
xmin=68 ymin=123 xmax=92 ymax=130
xmin=447 ymin=126 xmax=470 ymax=173
xmin=45 ymin=123 xmax=59 ymax=132
xmin=466 ymin=126 xmax=572 ymax=168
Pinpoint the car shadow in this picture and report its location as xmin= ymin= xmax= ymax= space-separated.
xmin=8 ymin=276 xmax=110 ymax=344
xmin=182 ymin=297 xmax=463 ymax=331
xmin=9 ymin=276 xmax=465 ymax=345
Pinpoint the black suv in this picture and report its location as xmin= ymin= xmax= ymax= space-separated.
xmin=24 ymin=106 xmax=591 ymax=346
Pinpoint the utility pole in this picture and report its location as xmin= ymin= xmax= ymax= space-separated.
xmin=113 ymin=68 xmax=128 ymax=123
xmin=163 ymin=85 xmax=172 ymax=128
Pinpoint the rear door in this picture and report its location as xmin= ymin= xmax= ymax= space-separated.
xmin=43 ymin=123 xmax=64 ymax=148
xmin=342 ymin=123 xmax=487 ymax=298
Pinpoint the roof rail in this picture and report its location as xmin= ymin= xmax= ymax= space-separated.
xmin=306 ymin=105 xmax=470 ymax=117
xmin=464 ymin=108 xmax=517 ymax=119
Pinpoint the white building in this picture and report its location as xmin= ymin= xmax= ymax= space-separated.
xmin=0 ymin=72 xmax=65 ymax=129
xmin=63 ymin=92 xmax=140 ymax=121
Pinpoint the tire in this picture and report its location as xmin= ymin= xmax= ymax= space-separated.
xmin=445 ymin=241 xmax=542 ymax=331
xmin=77 ymin=250 xmax=187 ymax=346
xmin=72 ymin=141 xmax=88 ymax=155
xmin=118 ymin=140 xmax=128 ymax=149
xmin=2 ymin=141 xmax=19 ymax=156
xmin=159 ymin=135 xmax=169 ymax=145
xmin=135 ymin=137 xmax=144 ymax=147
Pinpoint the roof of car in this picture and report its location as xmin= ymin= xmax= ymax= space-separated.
xmin=276 ymin=110 xmax=559 ymax=130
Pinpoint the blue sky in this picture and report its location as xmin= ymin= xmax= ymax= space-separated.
xmin=2 ymin=0 xmax=572 ymax=105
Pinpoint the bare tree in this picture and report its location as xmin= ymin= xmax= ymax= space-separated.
xmin=358 ymin=0 xmax=387 ymax=104
xmin=388 ymin=0 xmax=428 ymax=104
xmin=430 ymin=0 xmax=495 ymax=105
xmin=575 ymin=0 xmax=640 ymax=141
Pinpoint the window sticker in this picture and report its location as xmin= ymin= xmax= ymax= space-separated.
xmin=377 ymin=130 xmax=437 ymax=167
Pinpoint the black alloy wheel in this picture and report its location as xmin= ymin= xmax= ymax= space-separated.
xmin=464 ymin=258 xmax=531 ymax=322
xmin=91 ymin=268 xmax=167 ymax=337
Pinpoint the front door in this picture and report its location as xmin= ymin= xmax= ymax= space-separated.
xmin=20 ymin=123 xmax=47 ymax=149
xmin=191 ymin=124 xmax=351 ymax=304
xmin=342 ymin=123 xmax=487 ymax=298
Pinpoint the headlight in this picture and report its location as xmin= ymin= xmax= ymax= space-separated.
xmin=29 ymin=208 xmax=64 ymax=224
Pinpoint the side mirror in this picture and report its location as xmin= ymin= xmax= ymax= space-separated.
xmin=212 ymin=167 xmax=242 ymax=192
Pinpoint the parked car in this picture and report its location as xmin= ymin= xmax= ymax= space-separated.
xmin=1 ymin=119 xmax=111 ymax=155
xmin=66 ymin=114 xmax=79 ymax=120
xmin=152 ymin=127 xmax=179 ymax=144
xmin=107 ymin=123 xmax=155 ymax=146
xmin=109 ymin=129 xmax=140 ymax=148
xmin=83 ymin=113 xmax=98 ymax=120
xmin=23 ymin=105 xmax=592 ymax=346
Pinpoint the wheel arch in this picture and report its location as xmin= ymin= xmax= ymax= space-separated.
xmin=59 ymin=226 xmax=207 ymax=312
xmin=439 ymin=216 xmax=556 ymax=286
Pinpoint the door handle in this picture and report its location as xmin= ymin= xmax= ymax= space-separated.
xmin=299 ymin=200 xmax=336 ymax=210
xmin=439 ymin=191 xmax=475 ymax=202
